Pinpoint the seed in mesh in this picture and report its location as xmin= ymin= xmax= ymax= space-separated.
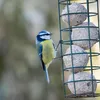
xmin=71 ymin=22 xmax=99 ymax=50
xmin=67 ymin=72 xmax=97 ymax=94
xmin=61 ymin=3 xmax=87 ymax=26
xmin=63 ymin=45 xmax=89 ymax=73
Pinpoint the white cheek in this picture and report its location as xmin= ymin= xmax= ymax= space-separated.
xmin=41 ymin=35 xmax=50 ymax=39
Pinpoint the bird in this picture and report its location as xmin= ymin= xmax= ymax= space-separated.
xmin=36 ymin=30 xmax=56 ymax=83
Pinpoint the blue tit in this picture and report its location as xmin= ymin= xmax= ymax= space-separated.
xmin=36 ymin=30 xmax=56 ymax=83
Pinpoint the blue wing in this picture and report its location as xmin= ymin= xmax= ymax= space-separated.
xmin=37 ymin=43 xmax=45 ymax=71
xmin=36 ymin=43 xmax=50 ymax=83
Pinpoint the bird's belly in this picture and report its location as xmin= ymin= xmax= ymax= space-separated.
xmin=42 ymin=44 xmax=55 ymax=65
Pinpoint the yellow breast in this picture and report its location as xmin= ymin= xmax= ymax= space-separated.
xmin=41 ymin=40 xmax=55 ymax=65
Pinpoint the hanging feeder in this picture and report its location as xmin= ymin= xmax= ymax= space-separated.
xmin=57 ymin=0 xmax=100 ymax=98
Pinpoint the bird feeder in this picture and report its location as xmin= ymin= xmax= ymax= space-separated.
xmin=57 ymin=0 xmax=100 ymax=98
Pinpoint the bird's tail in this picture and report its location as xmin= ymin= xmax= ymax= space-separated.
xmin=45 ymin=68 xmax=50 ymax=83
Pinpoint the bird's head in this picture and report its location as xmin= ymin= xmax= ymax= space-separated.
xmin=36 ymin=30 xmax=52 ymax=42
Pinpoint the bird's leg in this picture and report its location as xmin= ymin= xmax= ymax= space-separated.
xmin=52 ymin=40 xmax=63 ymax=61
xmin=55 ymin=40 xmax=62 ymax=52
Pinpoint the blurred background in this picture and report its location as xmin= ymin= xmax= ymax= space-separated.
xmin=0 ymin=0 xmax=99 ymax=100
